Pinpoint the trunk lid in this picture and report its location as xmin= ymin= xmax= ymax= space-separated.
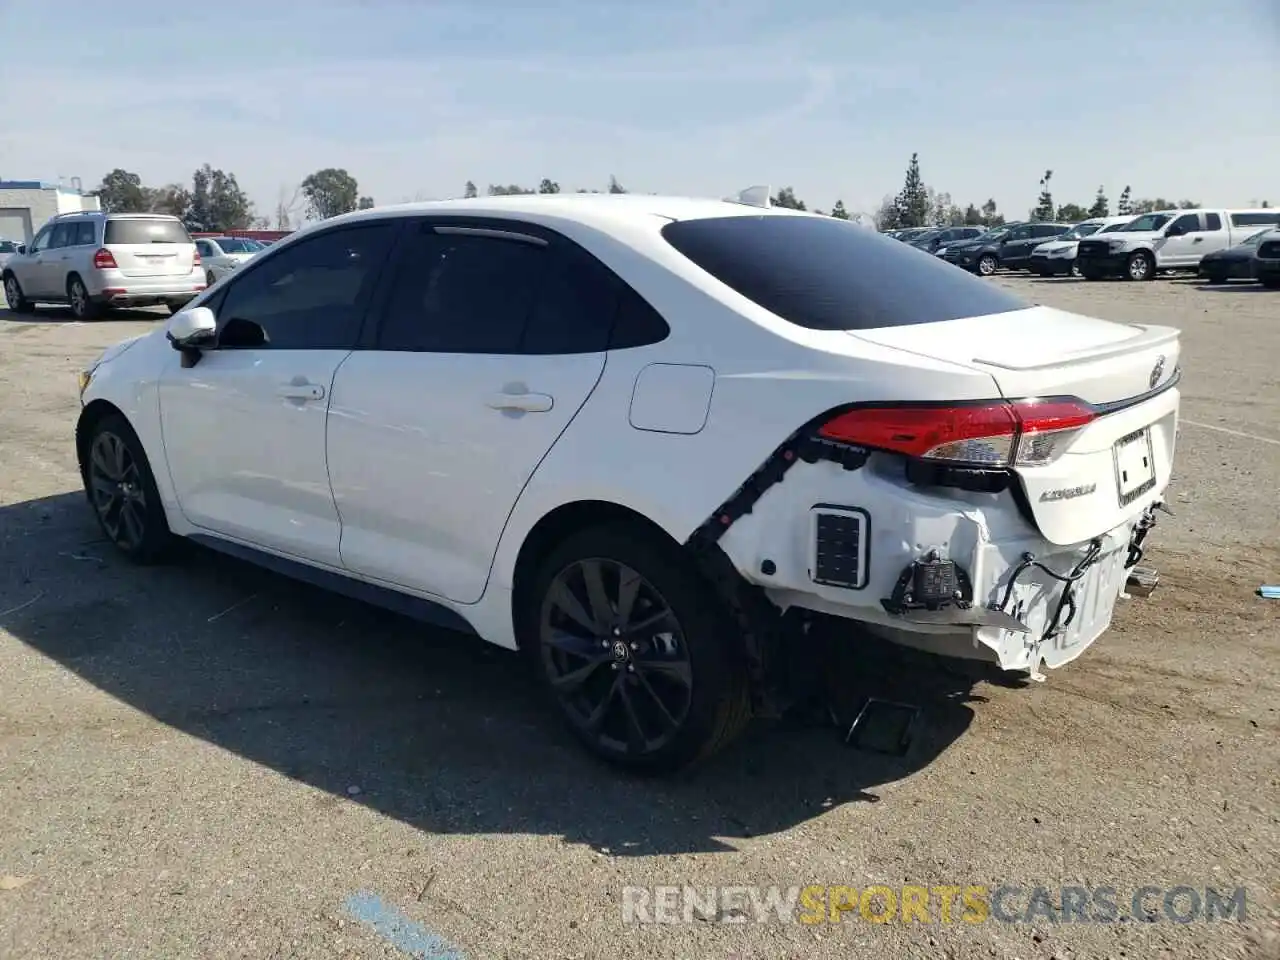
xmin=849 ymin=306 xmax=1181 ymax=544
xmin=103 ymin=217 xmax=196 ymax=278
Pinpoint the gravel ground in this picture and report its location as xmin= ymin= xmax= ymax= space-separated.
xmin=0 ymin=275 xmax=1277 ymax=960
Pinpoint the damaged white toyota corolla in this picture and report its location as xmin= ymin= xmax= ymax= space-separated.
xmin=73 ymin=191 xmax=1179 ymax=772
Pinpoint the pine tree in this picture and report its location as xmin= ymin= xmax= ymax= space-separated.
xmin=829 ymin=200 xmax=850 ymax=220
xmin=1088 ymin=186 xmax=1109 ymax=218
xmin=1117 ymin=186 xmax=1132 ymax=216
xmin=895 ymin=153 xmax=928 ymax=228
xmin=1033 ymin=170 xmax=1054 ymax=221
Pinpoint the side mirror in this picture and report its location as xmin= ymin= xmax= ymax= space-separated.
xmin=15 ymin=245 xmax=25 ymax=255
xmin=168 ymin=305 xmax=216 ymax=347
xmin=167 ymin=306 xmax=216 ymax=366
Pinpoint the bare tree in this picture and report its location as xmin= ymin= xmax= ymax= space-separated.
xmin=274 ymin=184 xmax=303 ymax=230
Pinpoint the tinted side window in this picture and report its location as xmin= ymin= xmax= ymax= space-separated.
xmin=661 ymin=215 xmax=1027 ymax=331
xmin=1170 ymin=213 xmax=1200 ymax=234
xmin=378 ymin=227 xmax=545 ymax=353
xmin=74 ymin=221 xmax=96 ymax=246
xmin=217 ymin=222 xmax=397 ymax=350
xmin=610 ymin=286 xmax=670 ymax=349
xmin=521 ymin=246 xmax=617 ymax=354
xmin=49 ymin=223 xmax=74 ymax=248
xmin=1204 ymin=213 xmax=1222 ymax=231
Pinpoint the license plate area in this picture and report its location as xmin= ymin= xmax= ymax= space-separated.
xmin=1113 ymin=428 xmax=1156 ymax=506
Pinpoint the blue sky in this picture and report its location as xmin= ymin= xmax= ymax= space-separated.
xmin=2 ymin=0 xmax=1276 ymax=221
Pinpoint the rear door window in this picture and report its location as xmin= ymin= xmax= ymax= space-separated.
xmin=1204 ymin=213 xmax=1222 ymax=230
xmin=661 ymin=214 xmax=1027 ymax=331
xmin=73 ymin=221 xmax=96 ymax=246
xmin=104 ymin=218 xmax=192 ymax=245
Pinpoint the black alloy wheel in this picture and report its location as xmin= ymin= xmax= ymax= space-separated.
xmin=540 ymin=557 xmax=694 ymax=757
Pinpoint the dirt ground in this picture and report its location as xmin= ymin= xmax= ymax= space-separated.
xmin=0 ymin=275 xmax=1277 ymax=960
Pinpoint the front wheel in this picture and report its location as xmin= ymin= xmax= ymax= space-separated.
xmin=525 ymin=524 xmax=751 ymax=773
xmin=1125 ymin=251 xmax=1155 ymax=282
xmin=977 ymin=254 xmax=998 ymax=277
xmin=83 ymin=413 xmax=175 ymax=564
xmin=3 ymin=273 xmax=35 ymax=313
xmin=1069 ymin=260 xmax=1082 ymax=278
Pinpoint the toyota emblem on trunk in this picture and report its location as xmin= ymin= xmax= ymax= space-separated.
xmin=1149 ymin=355 xmax=1165 ymax=389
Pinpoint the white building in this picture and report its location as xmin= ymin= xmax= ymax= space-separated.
xmin=0 ymin=180 xmax=101 ymax=243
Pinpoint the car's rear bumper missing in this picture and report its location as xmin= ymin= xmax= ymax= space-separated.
xmin=697 ymin=447 xmax=1171 ymax=681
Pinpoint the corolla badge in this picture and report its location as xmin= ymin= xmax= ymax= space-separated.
xmin=1149 ymin=355 xmax=1166 ymax=389
xmin=1040 ymin=483 xmax=1097 ymax=502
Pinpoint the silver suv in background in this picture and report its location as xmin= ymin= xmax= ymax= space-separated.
xmin=2 ymin=212 xmax=204 ymax=320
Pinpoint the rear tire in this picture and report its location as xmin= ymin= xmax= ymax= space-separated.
xmin=67 ymin=275 xmax=101 ymax=320
xmin=3 ymin=273 xmax=35 ymax=313
xmin=82 ymin=412 xmax=175 ymax=564
xmin=523 ymin=523 xmax=752 ymax=773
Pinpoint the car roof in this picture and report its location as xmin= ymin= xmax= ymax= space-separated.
xmin=325 ymin=194 xmax=817 ymax=232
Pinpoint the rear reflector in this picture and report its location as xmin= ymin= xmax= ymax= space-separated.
xmin=817 ymin=399 xmax=1097 ymax=467
xmin=93 ymin=248 xmax=118 ymax=270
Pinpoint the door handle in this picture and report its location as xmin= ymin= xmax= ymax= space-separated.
xmin=1192 ymin=237 xmax=1203 ymax=243
xmin=486 ymin=391 xmax=553 ymax=413
xmin=277 ymin=382 xmax=325 ymax=401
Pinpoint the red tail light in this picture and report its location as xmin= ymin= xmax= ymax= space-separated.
xmin=93 ymin=248 xmax=117 ymax=270
xmin=193 ymin=248 xmax=202 ymax=266
xmin=817 ymin=399 xmax=1097 ymax=467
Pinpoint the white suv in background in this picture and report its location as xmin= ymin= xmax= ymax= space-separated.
xmin=2 ymin=212 xmax=205 ymax=320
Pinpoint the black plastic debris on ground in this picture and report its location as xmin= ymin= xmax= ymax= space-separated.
xmin=843 ymin=699 xmax=921 ymax=757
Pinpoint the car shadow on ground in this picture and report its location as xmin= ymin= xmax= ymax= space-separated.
xmin=1187 ymin=284 xmax=1271 ymax=293
xmin=0 ymin=491 xmax=996 ymax=855
xmin=0 ymin=305 xmax=166 ymax=324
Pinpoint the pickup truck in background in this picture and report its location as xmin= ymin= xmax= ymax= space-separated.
xmin=1077 ymin=208 xmax=1280 ymax=281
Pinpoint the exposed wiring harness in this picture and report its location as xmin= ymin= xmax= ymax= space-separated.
xmin=992 ymin=538 xmax=1105 ymax=642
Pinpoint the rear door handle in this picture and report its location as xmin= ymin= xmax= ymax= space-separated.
xmin=486 ymin=391 xmax=554 ymax=413
xmin=277 ymin=382 xmax=325 ymax=401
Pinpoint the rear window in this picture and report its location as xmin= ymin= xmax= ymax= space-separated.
xmin=214 ymin=237 xmax=259 ymax=253
xmin=1230 ymin=211 xmax=1280 ymax=227
xmin=104 ymin=218 xmax=192 ymax=245
xmin=661 ymin=215 xmax=1028 ymax=331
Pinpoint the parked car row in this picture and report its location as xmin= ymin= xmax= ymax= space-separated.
xmin=885 ymin=207 xmax=1280 ymax=286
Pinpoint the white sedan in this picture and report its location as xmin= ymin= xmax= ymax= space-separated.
xmin=73 ymin=193 xmax=1181 ymax=771
xmin=193 ymin=235 xmax=264 ymax=286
